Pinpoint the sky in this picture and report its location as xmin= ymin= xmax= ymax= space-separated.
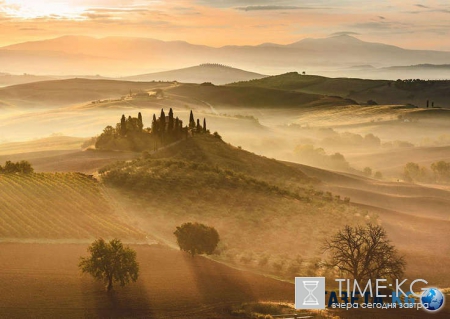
xmin=0 ymin=0 xmax=450 ymax=50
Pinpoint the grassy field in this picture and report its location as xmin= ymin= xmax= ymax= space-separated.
xmin=0 ymin=173 xmax=144 ymax=240
xmin=0 ymin=243 xmax=294 ymax=319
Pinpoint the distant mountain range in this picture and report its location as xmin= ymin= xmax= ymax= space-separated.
xmin=2 ymin=35 xmax=450 ymax=78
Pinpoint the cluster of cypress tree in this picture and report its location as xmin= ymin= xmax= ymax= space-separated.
xmin=95 ymin=109 xmax=208 ymax=151
xmin=188 ymin=110 xmax=207 ymax=134
xmin=151 ymin=108 xmax=185 ymax=136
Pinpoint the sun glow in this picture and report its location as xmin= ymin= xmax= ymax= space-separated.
xmin=2 ymin=0 xmax=84 ymax=19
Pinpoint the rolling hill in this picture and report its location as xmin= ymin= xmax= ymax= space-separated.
xmin=99 ymin=134 xmax=373 ymax=280
xmin=0 ymin=78 xmax=172 ymax=108
xmin=231 ymin=72 xmax=450 ymax=108
xmin=165 ymin=83 xmax=354 ymax=109
xmin=0 ymin=73 xmax=56 ymax=87
xmin=0 ymin=136 xmax=86 ymax=156
xmin=333 ymin=63 xmax=450 ymax=80
xmin=284 ymin=161 xmax=450 ymax=286
xmin=124 ymin=64 xmax=266 ymax=85
xmin=0 ymin=77 xmax=355 ymax=110
xmin=0 ymin=172 xmax=144 ymax=240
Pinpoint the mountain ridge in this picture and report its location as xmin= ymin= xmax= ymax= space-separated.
xmin=3 ymin=35 xmax=450 ymax=77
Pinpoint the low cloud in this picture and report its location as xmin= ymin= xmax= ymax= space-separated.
xmin=82 ymin=13 xmax=112 ymax=20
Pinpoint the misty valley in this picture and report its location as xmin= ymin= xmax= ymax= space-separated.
xmin=1 ymin=35 xmax=450 ymax=318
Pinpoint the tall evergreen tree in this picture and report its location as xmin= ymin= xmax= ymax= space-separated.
xmin=138 ymin=112 xmax=143 ymax=131
xmin=151 ymin=114 xmax=158 ymax=133
xmin=189 ymin=110 xmax=195 ymax=129
xmin=160 ymin=109 xmax=166 ymax=132
xmin=196 ymin=119 xmax=201 ymax=132
xmin=168 ymin=108 xmax=174 ymax=131
xmin=203 ymin=118 xmax=207 ymax=133
xmin=120 ymin=114 xmax=127 ymax=136
xmin=127 ymin=116 xmax=134 ymax=132
xmin=175 ymin=117 xmax=179 ymax=132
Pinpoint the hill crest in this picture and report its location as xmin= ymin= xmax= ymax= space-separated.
xmin=124 ymin=63 xmax=266 ymax=85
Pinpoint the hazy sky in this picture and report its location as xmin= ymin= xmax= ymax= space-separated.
xmin=1 ymin=0 xmax=450 ymax=50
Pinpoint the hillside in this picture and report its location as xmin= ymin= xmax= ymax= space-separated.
xmin=0 ymin=73 xmax=56 ymax=87
xmin=166 ymin=83 xmax=354 ymax=109
xmin=284 ymin=161 xmax=450 ymax=286
xmin=0 ymin=172 xmax=144 ymax=240
xmin=0 ymin=136 xmax=85 ymax=156
xmin=336 ymin=63 xmax=450 ymax=80
xmin=229 ymin=72 xmax=387 ymax=97
xmin=0 ymin=150 xmax=140 ymax=174
xmin=231 ymin=72 xmax=450 ymax=108
xmin=100 ymin=134 xmax=373 ymax=279
xmin=124 ymin=64 xmax=266 ymax=85
xmin=0 ymin=78 xmax=171 ymax=108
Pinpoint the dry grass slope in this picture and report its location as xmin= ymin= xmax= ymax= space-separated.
xmin=100 ymin=135 xmax=373 ymax=278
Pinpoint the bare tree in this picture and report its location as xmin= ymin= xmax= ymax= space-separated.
xmin=323 ymin=224 xmax=405 ymax=282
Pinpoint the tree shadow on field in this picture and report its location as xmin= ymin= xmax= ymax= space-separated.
xmin=81 ymin=278 xmax=155 ymax=318
xmin=184 ymin=254 xmax=258 ymax=310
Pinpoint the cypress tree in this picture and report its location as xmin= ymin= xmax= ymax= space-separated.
xmin=152 ymin=114 xmax=158 ymax=133
xmin=203 ymin=118 xmax=207 ymax=133
xmin=196 ymin=119 xmax=201 ymax=132
xmin=189 ymin=110 xmax=195 ymax=128
xmin=160 ymin=109 xmax=166 ymax=132
xmin=120 ymin=114 xmax=127 ymax=136
xmin=138 ymin=112 xmax=143 ymax=131
xmin=168 ymin=108 xmax=174 ymax=131
xmin=175 ymin=117 xmax=179 ymax=132
xmin=127 ymin=116 xmax=133 ymax=132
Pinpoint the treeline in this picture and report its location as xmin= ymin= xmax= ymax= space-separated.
xmin=403 ymin=161 xmax=450 ymax=183
xmin=394 ymin=79 xmax=440 ymax=91
xmin=0 ymin=160 xmax=33 ymax=174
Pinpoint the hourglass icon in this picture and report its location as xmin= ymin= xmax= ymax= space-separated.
xmin=303 ymin=281 xmax=319 ymax=306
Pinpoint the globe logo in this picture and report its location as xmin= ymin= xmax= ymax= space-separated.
xmin=420 ymin=288 xmax=445 ymax=311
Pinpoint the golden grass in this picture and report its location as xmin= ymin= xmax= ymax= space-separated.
xmin=0 ymin=173 xmax=144 ymax=240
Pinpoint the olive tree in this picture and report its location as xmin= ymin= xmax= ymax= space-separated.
xmin=174 ymin=222 xmax=220 ymax=256
xmin=323 ymin=224 xmax=405 ymax=282
xmin=79 ymin=238 xmax=139 ymax=291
